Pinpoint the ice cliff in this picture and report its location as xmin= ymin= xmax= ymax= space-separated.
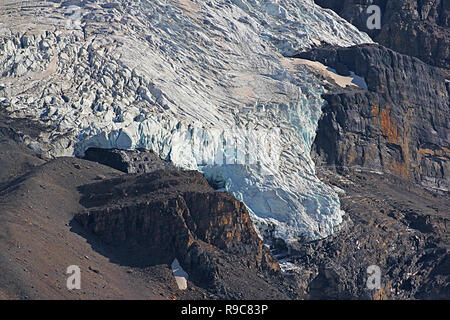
xmin=0 ymin=0 xmax=373 ymax=243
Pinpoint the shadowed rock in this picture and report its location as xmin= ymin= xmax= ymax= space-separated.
xmin=74 ymin=169 xmax=283 ymax=297
xmin=295 ymin=44 xmax=449 ymax=192
xmin=314 ymin=0 xmax=449 ymax=69
xmin=83 ymin=148 xmax=176 ymax=174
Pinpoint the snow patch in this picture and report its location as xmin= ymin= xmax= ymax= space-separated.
xmin=171 ymin=259 xmax=189 ymax=291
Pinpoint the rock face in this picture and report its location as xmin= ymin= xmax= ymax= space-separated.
xmin=83 ymin=148 xmax=176 ymax=174
xmin=0 ymin=110 xmax=49 ymax=183
xmin=314 ymin=0 xmax=450 ymax=69
xmin=74 ymin=169 xmax=284 ymax=296
xmin=286 ymin=169 xmax=450 ymax=300
xmin=295 ymin=44 xmax=449 ymax=191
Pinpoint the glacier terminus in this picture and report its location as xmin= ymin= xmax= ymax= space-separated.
xmin=0 ymin=0 xmax=374 ymax=244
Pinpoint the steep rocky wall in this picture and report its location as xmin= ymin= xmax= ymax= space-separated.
xmin=83 ymin=148 xmax=176 ymax=174
xmin=289 ymin=169 xmax=450 ymax=299
xmin=314 ymin=0 xmax=449 ymax=69
xmin=74 ymin=170 xmax=280 ymax=290
xmin=296 ymin=44 xmax=449 ymax=191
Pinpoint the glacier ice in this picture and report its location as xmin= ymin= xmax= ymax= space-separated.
xmin=0 ymin=0 xmax=372 ymax=243
xmin=171 ymin=258 xmax=189 ymax=290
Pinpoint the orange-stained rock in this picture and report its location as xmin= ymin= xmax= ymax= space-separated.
xmin=298 ymin=44 xmax=449 ymax=191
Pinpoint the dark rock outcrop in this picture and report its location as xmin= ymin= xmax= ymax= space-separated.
xmin=0 ymin=112 xmax=47 ymax=184
xmin=289 ymin=168 xmax=450 ymax=300
xmin=74 ymin=169 xmax=287 ymax=298
xmin=295 ymin=44 xmax=449 ymax=191
xmin=83 ymin=148 xmax=176 ymax=174
xmin=314 ymin=0 xmax=449 ymax=69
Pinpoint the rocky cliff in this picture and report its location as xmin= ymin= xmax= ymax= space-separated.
xmin=74 ymin=169 xmax=287 ymax=297
xmin=295 ymin=44 xmax=449 ymax=192
xmin=287 ymin=168 xmax=450 ymax=299
xmin=83 ymin=148 xmax=176 ymax=174
xmin=314 ymin=0 xmax=449 ymax=69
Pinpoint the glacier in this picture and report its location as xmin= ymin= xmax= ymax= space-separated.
xmin=0 ymin=0 xmax=372 ymax=243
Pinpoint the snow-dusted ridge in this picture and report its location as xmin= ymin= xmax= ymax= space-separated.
xmin=0 ymin=0 xmax=372 ymax=243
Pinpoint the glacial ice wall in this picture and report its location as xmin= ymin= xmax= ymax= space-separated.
xmin=0 ymin=0 xmax=372 ymax=242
